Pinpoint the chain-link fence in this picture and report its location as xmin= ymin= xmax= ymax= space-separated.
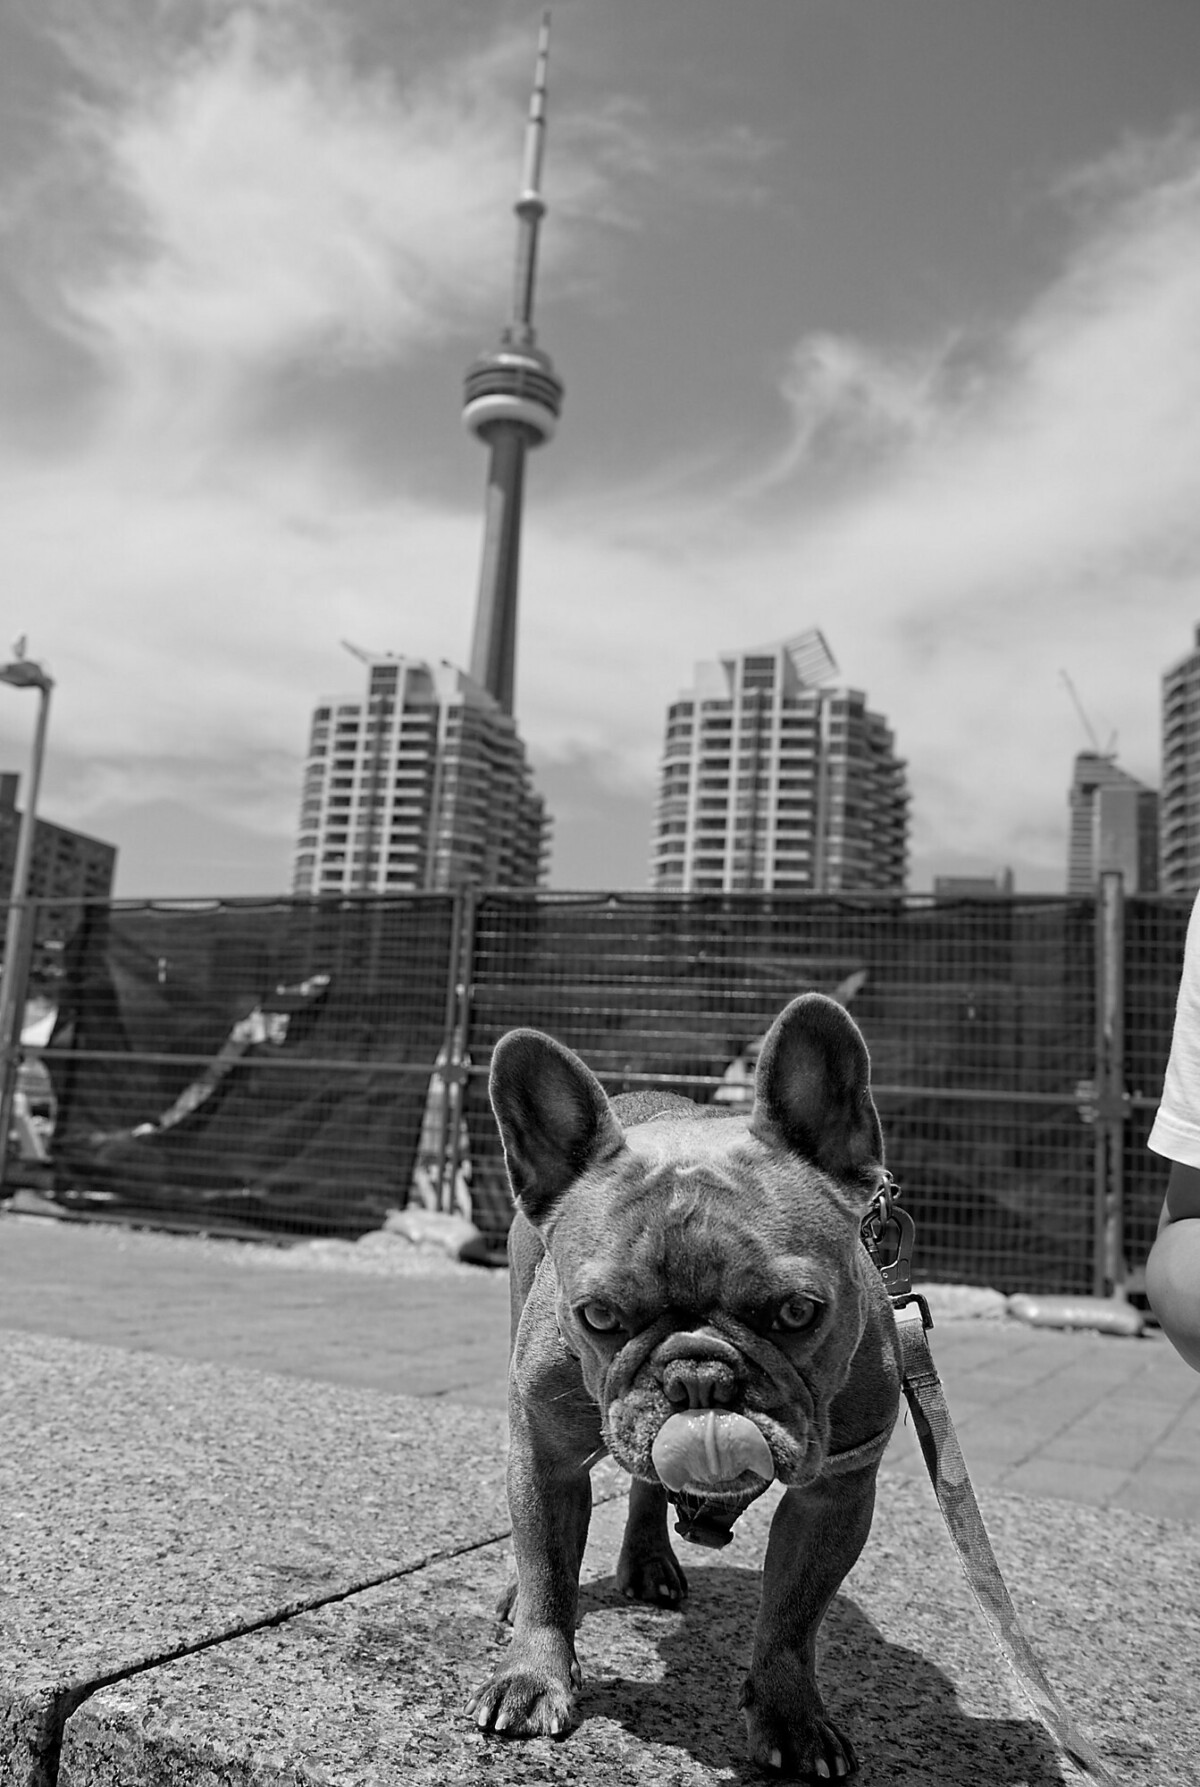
xmin=461 ymin=892 xmax=1100 ymax=1292
xmin=29 ymin=896 xmax=457 ymax=1235
xmin=1123 ymin=892 xmax=1194 ymax=1270
xmin=4 ymin=884 xmax=1190 ymax=1293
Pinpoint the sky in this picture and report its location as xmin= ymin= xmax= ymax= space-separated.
xmin=2 ymin=0 xmax=1200 ymax=897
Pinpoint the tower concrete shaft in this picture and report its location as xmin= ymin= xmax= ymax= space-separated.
xmin=463 ymin=9 xmax=563 ymax=716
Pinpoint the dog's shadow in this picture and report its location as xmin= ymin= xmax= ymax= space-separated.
xmin=575 ymin=1565 xmax=1072 ymax=1785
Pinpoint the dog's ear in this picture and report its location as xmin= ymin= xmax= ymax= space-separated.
xmin=489 ymin=1029 xmax=625 ymax=1223
xmin=749 ymin=993 xmax=883 ymax=1189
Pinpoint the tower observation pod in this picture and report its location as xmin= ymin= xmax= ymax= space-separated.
xmin=462 ymin=9 xmax=563 ymax=717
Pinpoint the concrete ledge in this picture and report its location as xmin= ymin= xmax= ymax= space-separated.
xmin=5 ymin=1331 xmax=1198 ymax=1787
xmin=53 ymin=1481 xmax=1199 ymax=1786
xmin=0 ymin=1333 xmax=514 ymax=1787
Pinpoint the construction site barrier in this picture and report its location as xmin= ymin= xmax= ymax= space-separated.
xmin=4 ymin=878 xmax=1187 ymax=1297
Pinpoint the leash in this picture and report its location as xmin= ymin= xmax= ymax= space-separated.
xmin=862 ymin=1178 xmax=1118 ymax=1787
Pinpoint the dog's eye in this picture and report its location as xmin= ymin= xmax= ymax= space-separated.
xmin=773 ymin=1295 xmax=819 ymax=1332
xmin=580 ymin=1300 xmax=622 ymax=1332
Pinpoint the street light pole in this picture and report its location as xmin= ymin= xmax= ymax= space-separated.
xmin=0 ymin=655 xmax=54 ymax=1193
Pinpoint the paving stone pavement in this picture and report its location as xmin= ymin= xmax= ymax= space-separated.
xmin=5 ymin=1208 xmax=1200 ymax=1787
xmin=3 ymin=1209 xmax=1199 ymax=1522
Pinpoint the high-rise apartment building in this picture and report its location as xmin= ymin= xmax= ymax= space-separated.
xmin=1066 ymin=752 xmax=1158 ymax=895
xmin=291 ymin=656 xmax=547 ymax=896
xmin=1162 ymin=625 xmax=1200 ymax=894
xmin=652 ymin=631 xmax=908 ymax=894
xmin=0 ymin=772 xmax=117 ymax=977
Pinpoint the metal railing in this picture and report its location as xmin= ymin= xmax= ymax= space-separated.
xmin=2 ymin=878 xmax=1188 ymax=1296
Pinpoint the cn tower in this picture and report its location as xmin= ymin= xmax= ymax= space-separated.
xmin=462 ymin=10 xmax=563 ymax=717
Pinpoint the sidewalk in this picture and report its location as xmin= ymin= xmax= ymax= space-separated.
xmin=2 ymin=1210 xmax=1199 ymax=1521
xmin=3 ymin=1209 xmax=1199 ymax=1787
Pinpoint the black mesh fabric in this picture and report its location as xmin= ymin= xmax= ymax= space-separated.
xmin=45 ymin=897 xmax=455 ymax=1235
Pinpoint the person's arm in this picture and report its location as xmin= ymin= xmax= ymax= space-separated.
xmin=1145 ymin=1161 xmax=1200 ymax=1372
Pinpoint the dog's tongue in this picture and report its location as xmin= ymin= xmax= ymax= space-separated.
xmin=651 ymin=1410 xmax=774 ymax=1492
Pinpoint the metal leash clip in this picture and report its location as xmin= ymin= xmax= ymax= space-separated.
xmin=861 ymin=1171 xmax=930 ymax=1326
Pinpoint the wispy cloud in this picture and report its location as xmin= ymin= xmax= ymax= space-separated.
xmin=750 ymin=332 xmax=951 ymax=490
xmin=2 ymin=8 xmax=1199 ymax=895
xmin=772 ymin=123 xmax=1200 ymax=615
xmin=30 ymin=8 xmax=545 ymax=454
xmin=524 ymin=116 xmax=1200 ymax=876
xmin=0 ymin=1 xmax=783 ymax=874
xmin=674 ymin=120 xmax=1200 ymax=867
xmin=24 ymin=3 xmax=767 ymax=423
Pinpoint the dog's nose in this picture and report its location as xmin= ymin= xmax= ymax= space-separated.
xmin=662 ymin=1359 xmax=736 ymax=1409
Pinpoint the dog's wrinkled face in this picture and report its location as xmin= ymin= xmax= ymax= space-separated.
xmin=491 ymin=993 xmax=885 ymax=1506
xmin=550 ymin=1117 xmax=872 ymax=1497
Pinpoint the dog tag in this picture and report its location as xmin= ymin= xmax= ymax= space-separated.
xmin=672 ymin=1502 xmax=740 ymax=1549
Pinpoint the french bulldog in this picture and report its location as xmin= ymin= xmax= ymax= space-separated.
xmin=466 ymin=992 xmax=903 ymax=1779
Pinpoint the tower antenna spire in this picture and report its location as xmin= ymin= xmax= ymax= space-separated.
xmin=511 ymin=8 xmax=551 ymax=340
xmin=461 ymin=11 xmax=564 ymax=716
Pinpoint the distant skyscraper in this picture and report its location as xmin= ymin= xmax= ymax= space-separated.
xmin=461 ymin=9 xmax=562 ymax=717
xmin=0 ymin=772 xmax=116 ymax=978
xmin=291 ymin=655 xmax=546 ymax=896
xmin=1066 ymin=752 xmax=1158 ymax=895
xmin=933 ymin=869 xmax=1015 ymax=899
xmin=1161 ymin=624 xmax=1200 ymax=894
xmin=651 ymin=631 xmax=909 ymax=894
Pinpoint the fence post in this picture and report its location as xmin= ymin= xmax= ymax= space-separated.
xmin=429 ymin=893 xmax=465 ymax=1211
xmin=439 ymin=891 xmax=478 ymax=1214
xmin=1093 ymin=871 xmax=1129 ymax=1298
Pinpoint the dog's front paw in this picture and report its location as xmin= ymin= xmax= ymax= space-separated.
xmin=615 ymin=1539 xmax=688 ymax=1606
xmin=740 ymin=1675 xmax=856 ymax=1780
xmin=466 ymin=1634 xmax=582 ymax=1739
xmin=466 ymin=1671 xmax=575 ymax=1738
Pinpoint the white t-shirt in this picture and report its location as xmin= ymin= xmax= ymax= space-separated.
xmin=1148 ymin=889 xmax=1200 ymax=1169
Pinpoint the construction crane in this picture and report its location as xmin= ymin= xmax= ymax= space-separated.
xmin=1059 ymin=669 xmax=1117 ymax=757
xmin=340 ymin=640 xmax=397 ymax=666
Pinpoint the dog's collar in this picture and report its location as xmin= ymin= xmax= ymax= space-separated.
xmin=822 ymin=1421 xmax=895 ymax=1475
xmin=666 ymin=1416 xmax=895 ymax=1550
